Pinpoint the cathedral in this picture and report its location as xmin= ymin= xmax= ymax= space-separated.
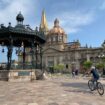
xmin=39 ymin=10 xmax=105 ymax=72
xmin=18 ymin=10 xmax=105 ymax=72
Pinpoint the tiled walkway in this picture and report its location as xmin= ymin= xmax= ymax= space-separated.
xmin=0 ymin=75 xmax=105 ymax=105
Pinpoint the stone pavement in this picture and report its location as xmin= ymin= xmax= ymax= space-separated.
xmin=0 ymin=75 xmax=105 ymax=105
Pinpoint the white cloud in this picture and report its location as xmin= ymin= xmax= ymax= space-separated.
xmin=52 ymin=11 xmax=95 ymax=34
xmin=0 ymin=0 xmax=96 ymax=34
xmin=0 ymin=0 xmax=36 ymax=26
xmin=63 ymin=27 xmax=80 ymax=34
xmin=100 ymin=1 xmax=105 ymax=10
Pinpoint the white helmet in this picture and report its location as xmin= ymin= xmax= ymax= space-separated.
xmin=91 ymin=66 xmax=95 ymax=69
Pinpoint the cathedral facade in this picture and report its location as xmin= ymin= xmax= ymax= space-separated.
xmin=40 ymin=10 xmax=105 ymax=72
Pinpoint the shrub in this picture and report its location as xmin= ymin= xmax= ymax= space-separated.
xmin=53 ymin=64 xmax=64 ymax=73
xmin=83 ymin=61 xmax=92 ymax=72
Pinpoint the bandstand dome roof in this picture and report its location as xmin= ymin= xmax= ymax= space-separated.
xmin=16 ymin=12 xmax=24 ymax=22
xmin=49 ymin=18 xmax=65 ymax=35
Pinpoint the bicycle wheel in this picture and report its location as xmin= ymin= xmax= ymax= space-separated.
xmin=88 ymin=80 xmax=95 ymax=91
xmin=97 ymin=82 xmax=104 ymax=95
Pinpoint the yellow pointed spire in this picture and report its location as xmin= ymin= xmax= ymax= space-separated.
xmin=40 ymin=9 xmax=48 ymax=32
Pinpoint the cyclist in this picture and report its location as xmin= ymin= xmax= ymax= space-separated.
xmin=89 ymin=66 xmax=100 ymax=82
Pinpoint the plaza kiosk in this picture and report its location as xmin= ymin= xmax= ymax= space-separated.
xmin=0 ymin=12 xmax=45 ymax=81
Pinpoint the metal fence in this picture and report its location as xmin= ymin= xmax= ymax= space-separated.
xmin=0 ymin=62 xmax=42 ymax=70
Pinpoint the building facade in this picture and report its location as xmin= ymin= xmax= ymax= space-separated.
xmin=40 ymin=10 xmax=105 ymax=72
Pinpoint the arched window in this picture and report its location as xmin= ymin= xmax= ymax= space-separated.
xmin=51 ymin=37 xmax=53 ymax=43
xmin=53 ymin=36 xmax=56 ymax=41
xmin=59 ymin=36 xmax=62 ymax=41
xmin=56 ymin=36 xmax=58 ymax=42
xmin=62 ymin=36 xmax=63 ymax=42
xmin=48 ymin=37 xmax=51 ymax=42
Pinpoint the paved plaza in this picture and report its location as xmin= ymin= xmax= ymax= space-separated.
xmin=0 ymin=74 xmax=105 ymax=105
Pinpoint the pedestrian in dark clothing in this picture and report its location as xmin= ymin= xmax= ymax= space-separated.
xmin=75 ymin=69 xmax=79 ymax=75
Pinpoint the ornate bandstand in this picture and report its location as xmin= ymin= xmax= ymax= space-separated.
xmin=0 ymin=12 xmax=45 ymax=81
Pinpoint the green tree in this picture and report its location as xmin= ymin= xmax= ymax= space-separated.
xmin=96 ymin=63 xmax=104 ymax=69
xmin=83 ymin=61 xmax=93 ymax=72
xmin=101 ymin=56 xmax=105 ymax=67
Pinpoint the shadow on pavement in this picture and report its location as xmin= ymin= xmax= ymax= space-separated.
xmin=61 ymin=81 xmax=105 ymax=95
xmin=64 ymin=89 xmax=93 ymax=94
xmin=61 ymin=82 xmax=94 ymax=94
xmin=61 ymin=82 xmax=88 ymax=89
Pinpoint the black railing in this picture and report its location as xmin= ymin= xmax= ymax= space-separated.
xmin=9 ymin=62 xmax=42 ymax=70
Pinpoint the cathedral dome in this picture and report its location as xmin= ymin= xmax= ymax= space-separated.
xmin=49 ymin=18 xmax=65 ymax=35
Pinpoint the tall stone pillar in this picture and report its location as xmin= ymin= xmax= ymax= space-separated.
xmin=87 ymin=54 xmax=90 ymax=61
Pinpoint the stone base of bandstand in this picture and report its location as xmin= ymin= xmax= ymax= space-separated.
xmin=0 ymin=69 xmax=47 ymax=82
xmin=8 ymin=69 xmax=36 ymax=82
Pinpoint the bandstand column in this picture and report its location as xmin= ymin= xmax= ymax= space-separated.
xmin=22 ymin=46 xmax=26 ymax=69
xmin=31 ymin=41 xmax=35 ymax=69
xmin=35 ymin=44 xmax=38 ymax=69
xmin=7 ymin=38 xmax=13 ymax=70
xmin=40 ymin=46 xmax=43 ymax=71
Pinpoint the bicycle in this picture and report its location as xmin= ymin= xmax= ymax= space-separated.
xmin=88 ymin=79 xmax=104 ymax=95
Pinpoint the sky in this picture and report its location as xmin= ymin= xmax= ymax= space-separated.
xmin=0 ymin=0 xmax=105 ymax=62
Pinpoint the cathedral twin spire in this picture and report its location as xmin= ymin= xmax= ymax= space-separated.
xmin=40 ymin=9 xmax=48 ymax=32
xmin=39 ymin=10 xmax=63 ymax=35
